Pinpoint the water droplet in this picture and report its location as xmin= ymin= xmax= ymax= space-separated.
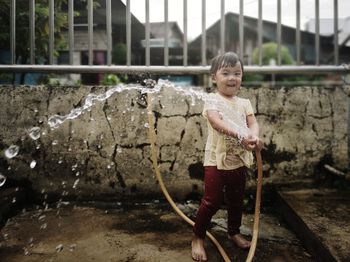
xmin=30 ymin=160 xmax=37 ymax=169
xmin=116 ymin=146 xmax=122 ymax=154
xmin=28 ymin=237 xmax=34 ymax=244
xmin=55 ymin=244 xmax=63 ymax=252
xmin=71 ymin=164 xmax=78 ymax=171
xmin=23 ymin=247 xmax=30 ymax=256
xmin=5 ymin=145 xmax=19 ymax=159
xmin=38 ymin=215 xmax=46 ymax=221
xmin=144 ymin=123 xmax=150 ymax=128
xmin=73 ymin=179 xmax=79 ymax=189
xmin=48 ymin=115 xmax=65 ymax=129
xmin=107 ymin=165 xmax=111 ymax=169
xmin=28 ymin=127 xmax=41 ymax=140
xmin=69 ymin=244 xmax=76 ymax=252
xmin=0 ymin=173 xmax=6 ymax=187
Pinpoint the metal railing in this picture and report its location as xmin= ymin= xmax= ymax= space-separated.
xmin=1 ymin=0 xmax=349 ymax=75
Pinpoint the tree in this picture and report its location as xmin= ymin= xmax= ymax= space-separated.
xmin=0 ymin=0 xmax=69 ymax=84
xmin=112 ymin=43 xmax=127 ymax=65
xmin=252 ymin=42 xmax=294 ymax=65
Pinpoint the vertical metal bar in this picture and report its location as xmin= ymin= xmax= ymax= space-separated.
xmin=348 ymin=99 xmax=350 ymax=170
xmin=239 ymin=0 xmax=244 ymax=62
xmin=296 ymin=0 xmax=301 ymax=65
xmin=220 ymin=0 xmax=225 ymax=54
xmin=258 ymin=0 xmax=262 ymax=66
xmin=315 ymin=0 xmax=320 ymax=65
xmin=88 ymin=0 xmax=93 ymax=65
xmin=49 ymin=0 xmax=54 ymax=65
xmin=201 ymin=0 xmax=206 ymax=66
xmin=334 ymin=0 xmax=339 ymax=65
xmin=183 ymin=0 xmax=188 ymax=66
xmin=10 ymin=0 xmax=16 ymax=64
xmin=68 ymin=0 xmax=74 ymax=65
xmin=145 ymin=0 xmax=150 ymax=66
xmin=30 ymin=0 xmax=35 ymax=64
xmin=126 ymin=0 xmax=131 ymax=66
xmin=277 ymin=0 xmax=281 ymax=65
xmin=164 ymin=0 xmax=169 ymax=66
xmin=106 ymin=0 xmax=112 ymax=65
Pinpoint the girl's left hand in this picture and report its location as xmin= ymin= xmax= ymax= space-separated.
xmin=252 ymin=136 xmax=263 ymax=151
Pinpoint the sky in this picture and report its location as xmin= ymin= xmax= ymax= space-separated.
xmin=121 ymin=0 xmax=350 ymax=40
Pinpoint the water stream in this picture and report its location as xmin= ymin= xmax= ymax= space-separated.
xmin=2 ymin=79 xmax=252 ymax=189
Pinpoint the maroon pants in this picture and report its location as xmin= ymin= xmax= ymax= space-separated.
xmin=193 ymin=166 xmax=247 ymax=239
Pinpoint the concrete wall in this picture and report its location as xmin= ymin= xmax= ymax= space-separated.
xmin=0 ymin=84 xmax=348 ymax=200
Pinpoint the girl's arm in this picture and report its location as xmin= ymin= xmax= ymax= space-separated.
xmin=207 ymin=110 xmax=256 ymax=150
xmin=247 ymin=114 xmax=263 ymax=150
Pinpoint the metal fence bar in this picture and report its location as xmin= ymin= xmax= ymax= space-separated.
xmin=3 ymin=0 xmax=348 ymax=72
xmin=220 ymin=0 xmax=225 ymax=54
xmin=1 ymin=65 xmax=348 ymax=75
xmin=49 ymin=0 xmax=54 ymax=65
xmin=10 ymin=0 xmax=16 ymax=64
xmin=334 ymin=0 xmax=339 ymax=65
xmin=126 ymin=0 xmax=131 ymax=66
xmin=106 ymin=0 xmax=112 ymax=66
xmin=183 ymin=0 xmax=188 ymax=66
xmin=201 ymin=0 xmax=206 ymax=66
xmin=258 ymin=0 xmax=262 ymax=66
xmin=145 ymin=0 xmax=150 ymax=66
xmin=68 ymin=0 xmax=74 ymax=65
xmin=29 ymin=0 xmax=35 ymax=64
xmin=296 ymin=0 xmax=301 ymax=65
xmin=315 ymin=0 xmax=320 ymax=65
xmin=239 ymin=0 xmax=244 ymax=62
xmin=164 ymin=0 xmax=169 ymax=66
xmin=277 ymin=0 xmax=281 ymax=65
xmin=88 ymin=0 xmax=93 ymax=65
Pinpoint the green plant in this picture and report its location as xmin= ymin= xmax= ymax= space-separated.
xmin=112 ymin=43 xmax=127 ymax=65
xmin=102 ymin=74 xmax=120 ymax=85
xmin=252 ymin=42 xmax=294 ymax=65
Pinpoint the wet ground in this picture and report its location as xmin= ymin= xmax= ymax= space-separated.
xmin=278 ymin=188 xmax=350 ymax=262
xmin=0 ymin=200 xmax=313 ymax=262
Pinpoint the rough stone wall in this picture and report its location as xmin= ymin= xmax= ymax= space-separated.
xmin=0 ymin=84 xmax=348 ymax=200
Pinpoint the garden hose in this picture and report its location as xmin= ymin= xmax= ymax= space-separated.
xmin=146 ymin=93 xmax=263 ymax=262
xmin=246 ymin=149 xmax=263 ymax=262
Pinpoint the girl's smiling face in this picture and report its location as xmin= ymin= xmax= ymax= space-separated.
xmin=212 ymin=62 xmax=243 ymax=98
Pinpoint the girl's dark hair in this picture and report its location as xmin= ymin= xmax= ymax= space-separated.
xmin=209 ymin=52 xmax=244 ymax=75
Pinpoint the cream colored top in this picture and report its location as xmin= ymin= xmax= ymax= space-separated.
xmin=203 ymin=93 xmax=254 ymax=170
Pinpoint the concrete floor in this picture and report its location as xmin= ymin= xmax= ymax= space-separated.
xmin=278 ymin=188 xmax=350 ymax=262
xmin=0 ymin=201 xmax=313 ymax=262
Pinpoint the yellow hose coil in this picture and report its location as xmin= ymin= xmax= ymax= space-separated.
xmin=146 ymin=93 xmax=263 ymax=262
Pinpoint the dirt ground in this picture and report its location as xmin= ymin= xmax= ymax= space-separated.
xmin=0 ymin=201 xmax=313 ymax=262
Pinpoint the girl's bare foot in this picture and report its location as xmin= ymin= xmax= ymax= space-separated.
xmin=191 ymin=236 xmax=207 ymax=261
xmin=228 ymin=234 xmax=251 ymax=249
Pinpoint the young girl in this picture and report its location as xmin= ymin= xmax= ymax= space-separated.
xmin=191 ymin=52 xmax=263 ymax=261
